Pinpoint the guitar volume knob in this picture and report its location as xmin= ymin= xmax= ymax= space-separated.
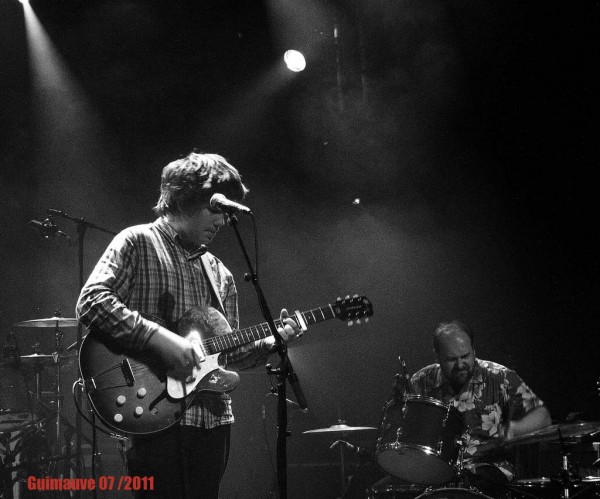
xmin=114 ymin=413 xmax=123 ymax=423
xmin=135 ymin=406 xmax=144 ymax=417
xmin=116 ymin=395 xmax=126 ymax=406
xmin=137 ymin=388 xmax=147 ymax=398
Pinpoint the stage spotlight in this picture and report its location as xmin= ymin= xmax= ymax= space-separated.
xmin=283 ymin=50 xmax=306 ymax=72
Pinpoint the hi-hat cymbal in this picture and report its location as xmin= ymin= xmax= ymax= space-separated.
xmin=303 ymin=423 xmax=377 ymax=435
xmin=19 ymin=353 xmax=75 ymax=366
xmin=14 ymin=317 xmax=79 ymax=328
xmin=19 ymin=354 xmax=54 ymax=365
xmin=502 ymin=422 xmax=600 ymax=447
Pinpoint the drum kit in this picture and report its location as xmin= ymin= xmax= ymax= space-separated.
xmin=303 ymin=387 xmax=600 ymax=499
xmin=0 ymin=314 xmax=89 ymax=498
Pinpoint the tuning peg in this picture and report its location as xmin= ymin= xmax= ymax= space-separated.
xmin=345 ymin=295 xmax=350 ymax=300
xmin=353 ymin=294 xmax=358 ymax=298
xmin=336 ymin=297 xmax=342 ymax=302
xmin=347 ymin=320 xmax=353 ymax=327
xmin=365 ymin=318 xmax=369 ymax=323
xmin=356 ymin=319 xmax=361 ymax=324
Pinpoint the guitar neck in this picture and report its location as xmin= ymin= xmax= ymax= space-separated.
xmin=206 ymin=304 xmax=336 ymax=354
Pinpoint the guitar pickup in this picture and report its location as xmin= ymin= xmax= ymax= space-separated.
xmin=121 ymin=359 xmax=135 ymax=387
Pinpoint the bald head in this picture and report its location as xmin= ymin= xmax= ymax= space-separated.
xmin=433 ymin=321 xmax=474 ymax=354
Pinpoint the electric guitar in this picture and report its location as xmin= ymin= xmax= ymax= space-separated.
xmin=79 ymin=295 xmax=373 ymax=435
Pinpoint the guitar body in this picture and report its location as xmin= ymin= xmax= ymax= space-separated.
xmin=79 ymin=305 xmax=241 ymax=436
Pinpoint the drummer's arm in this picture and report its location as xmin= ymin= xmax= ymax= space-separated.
xmin=505 ymin=406 xmax=552 ymax=440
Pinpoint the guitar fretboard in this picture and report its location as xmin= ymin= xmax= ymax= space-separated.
xmin=204 ymin=304 xmax=337 ymax=354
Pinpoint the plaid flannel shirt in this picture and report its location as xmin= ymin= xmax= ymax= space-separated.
xmin=76 ymin=217 xmax=274 ymax=429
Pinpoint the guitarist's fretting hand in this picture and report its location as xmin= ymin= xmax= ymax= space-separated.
xmin=146 ymin=325 xmax=201 ymax=382
xmin=262 ymin=308 xmax=303 ymax=351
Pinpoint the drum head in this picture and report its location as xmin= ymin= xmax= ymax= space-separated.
xmin=377 ymin=444 xmax=455 ymax=485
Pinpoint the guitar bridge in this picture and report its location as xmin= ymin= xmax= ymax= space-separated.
xmin=121 ymin=359 xmax=135 ymax=387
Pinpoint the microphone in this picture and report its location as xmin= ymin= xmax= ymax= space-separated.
xmin=28 ymin=217 xmax=71 ymax=240
xmin=28 ymin=218 xmax=59 ymax=238
xmin=210 ymin=193 xmax=252 ymax=215
xmin=46 ymin=208 xmax=68 ymax=219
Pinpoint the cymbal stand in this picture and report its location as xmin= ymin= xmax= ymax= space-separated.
xmin=556 ymin=427 xmax=579 ymax=499
xmin=333 ymin=429 xmax=349 ymax=498
xmin=51 ymin=322 xmax=64 ymax=458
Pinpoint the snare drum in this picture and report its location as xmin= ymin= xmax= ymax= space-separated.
xmin=0 ymin=365 xmax=38 ymax=433
xmin=376 ymin=395 xmax=464 ymax=485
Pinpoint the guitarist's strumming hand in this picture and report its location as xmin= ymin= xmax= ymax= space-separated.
xmin=146 ymin=326 xmax=202 ymax=382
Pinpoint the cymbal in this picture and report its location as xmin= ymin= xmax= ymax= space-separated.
xmin=14 ymin=317 xmax=79 ymax=328
xmin=503 ymin=422 xmax=600 ymax=447
xmin=303 ymin=423 xmax=377 ymax=435
xmin=19 ymin=354 xmax=54 ymax=365
xmin=19 ymin=353 xmax=75 ymax=366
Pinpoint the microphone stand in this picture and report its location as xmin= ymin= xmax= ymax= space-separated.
xmin=47 ymin=209 xmax=117 ymax=492
xmin=228 ymin=214 xmax=307 ymax=499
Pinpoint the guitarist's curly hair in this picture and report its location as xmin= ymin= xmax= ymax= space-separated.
xmin=153 ymin=152 xmax=249 ymax=217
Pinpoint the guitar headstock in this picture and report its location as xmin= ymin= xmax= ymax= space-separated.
xmin=333 ymin=295 xmax=373 ymax=326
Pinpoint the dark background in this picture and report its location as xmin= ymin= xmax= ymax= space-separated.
xmin=1 ymin=0 xmax=599 ymax=497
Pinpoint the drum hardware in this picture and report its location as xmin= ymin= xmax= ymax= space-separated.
xmin=303 ymin=420 xmax=377 ymax=497
xmin=500 ymin=422 xmax=600 ymax=499
xmin=499 ymin=422 xmax=600 ymax=448
xmin=452 ymin=433 xmax=470 ymax=489
xmin=556 ymin=426 xmax=590 ymax=499
xmin=592 ymin=442 xmax=600 ymax=468
xmin=11 ymin=312 xmax=86 ymax=478
xmin=1 ymin=319 xmax=85 ymax=498
xmin=508 ymin=477 xmax=600 ymax=499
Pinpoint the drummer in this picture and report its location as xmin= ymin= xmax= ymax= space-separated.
xmin=409 ymin=321 xmax=551 ymax=496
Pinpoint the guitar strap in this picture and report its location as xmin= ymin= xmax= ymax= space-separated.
xmin=200 ymin=253 xmax=226 ymax=316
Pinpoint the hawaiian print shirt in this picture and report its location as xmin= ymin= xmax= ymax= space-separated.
xmin=410 ymin=358 xmax=545 ymax=479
